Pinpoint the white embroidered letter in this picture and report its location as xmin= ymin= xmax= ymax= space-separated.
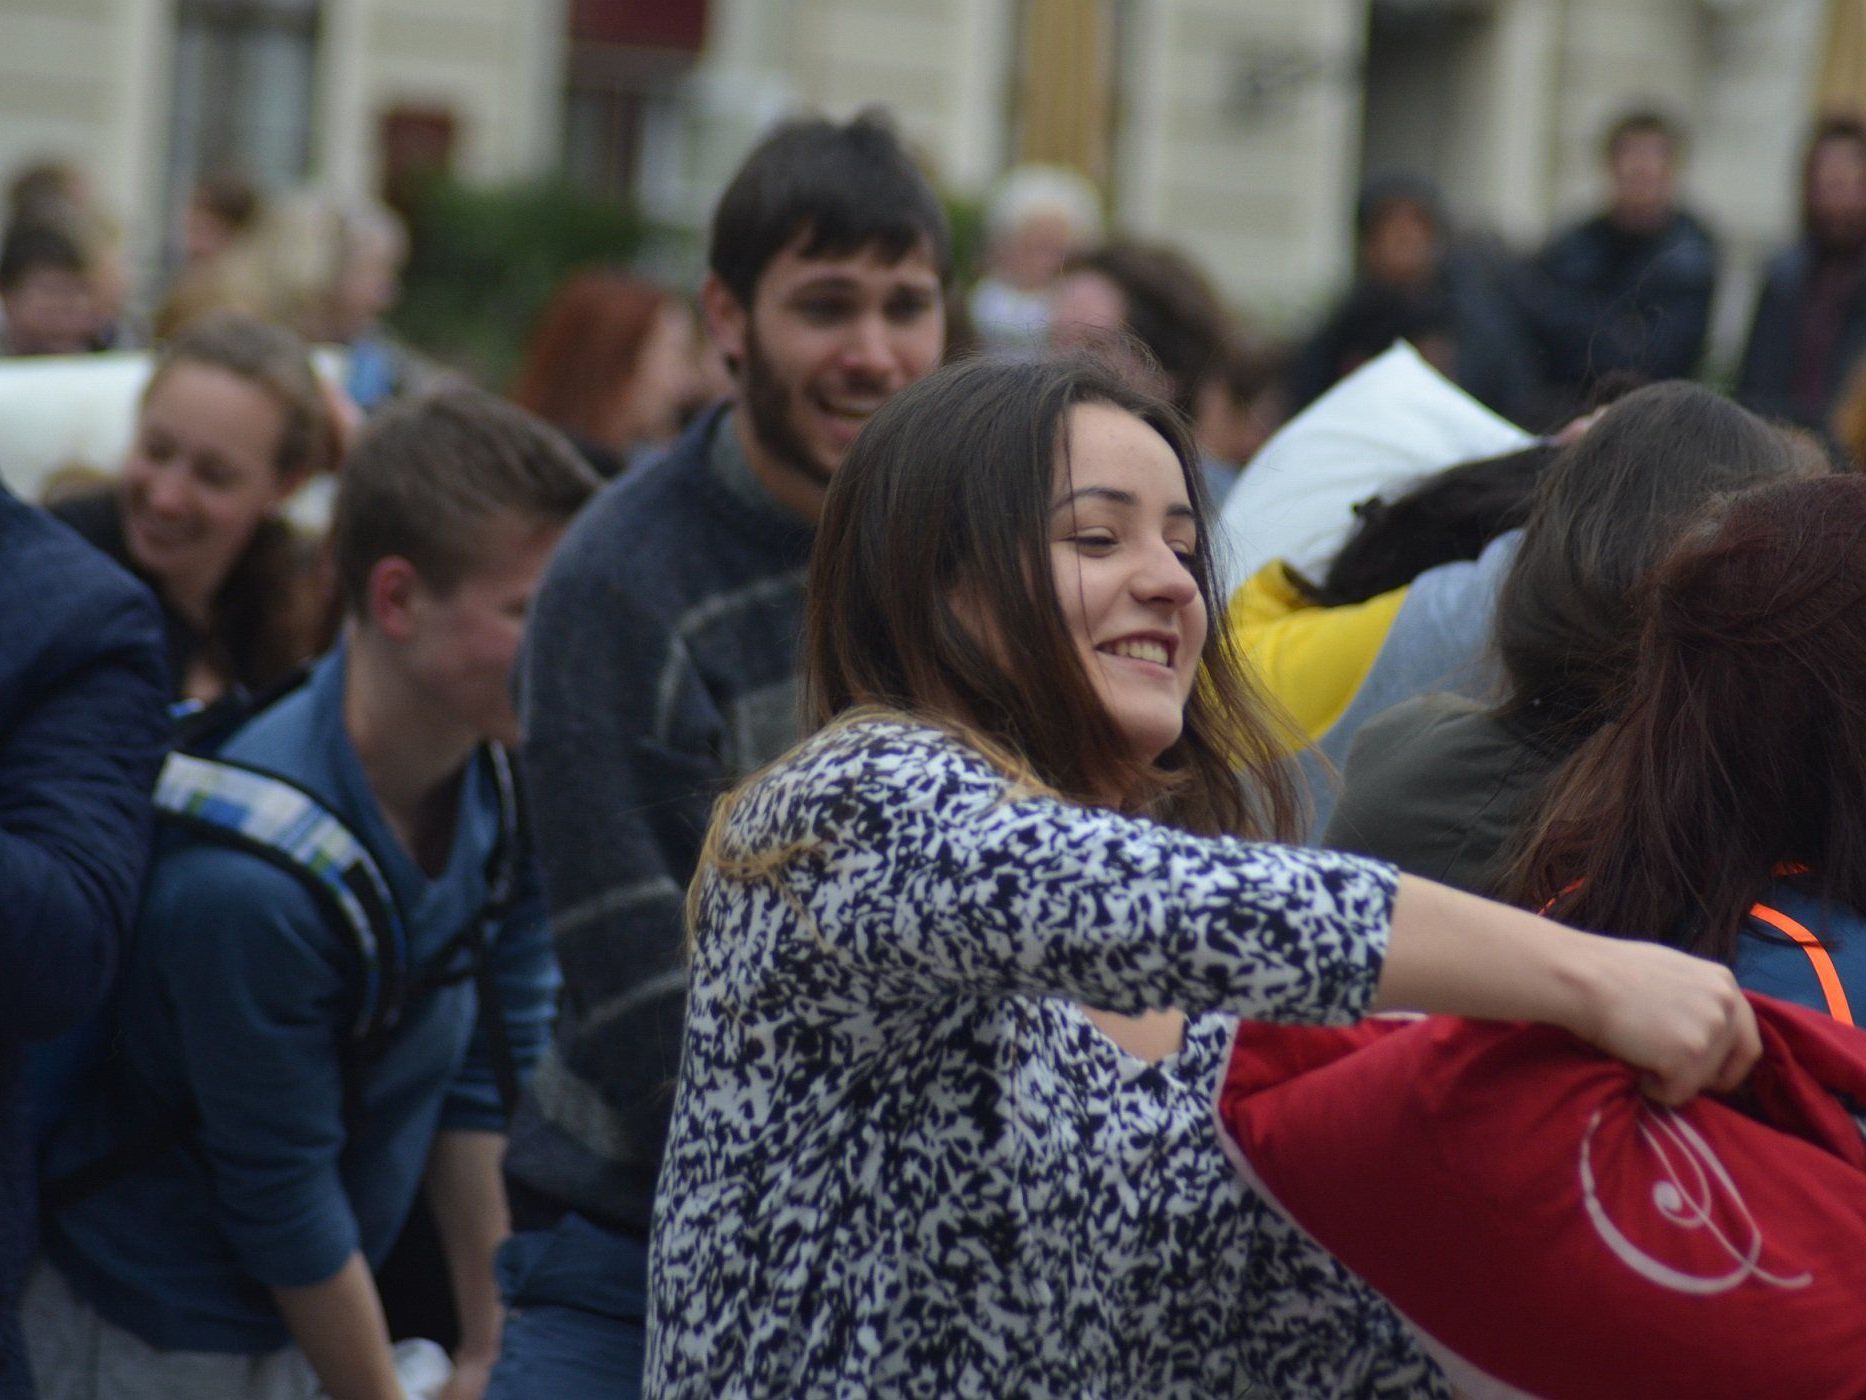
xmin=1579 ymin=1104 xmax=1811 ymax=1295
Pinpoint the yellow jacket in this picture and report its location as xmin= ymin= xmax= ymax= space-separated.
xmin=1228 ymin=562 xmax=1408 ymax=742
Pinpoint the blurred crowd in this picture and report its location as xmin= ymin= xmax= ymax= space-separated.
xmin=4 ymin=96 xmax=1866 ymax=1400
xmin=7 ymin=109 xmax=1866 ymax=467
xmin=12 ymin=104 xmax=1866 ymax=509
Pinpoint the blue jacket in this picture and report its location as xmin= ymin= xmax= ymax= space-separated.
xmin=43 ymin=646 xmax=555 ymax=1353
xmin=1736 ymin=882 xmax=1866 ymax=1022
xmin=1515 ymin=210 xmax=1717 ymax=396
xmin=0 ymin=486 xmax=166 ymax=1352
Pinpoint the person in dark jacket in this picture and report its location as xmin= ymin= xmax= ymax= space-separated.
xmin=490 ymin=110 xmax=950 ymax=1400
xmin=1290 ymin=176 xmax=1537 ymax=425
xmin=1514 ymin=110 xmax=1718 ymax=425
xmin=1736 ymin=116 xmax=1866 ymax=432
xmin=0 ymin=486 xmax=168 ymax=1398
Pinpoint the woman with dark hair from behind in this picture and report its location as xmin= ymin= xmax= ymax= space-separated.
xmin=510 ymin=269 xmax=703 ymax=478
xmin=1506 ymin=472 xmax=1866 ymax=1017
xmin=648 ymin=352 xmax=1757 ymax=1396
xmin=1324 ymin=382 xmax=1816 ymax=894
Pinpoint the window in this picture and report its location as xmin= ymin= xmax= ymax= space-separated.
xmin=166 ymin=0 xmax=321 ymax=211
xmin=562 ymin=0 xmax=704 ymax=217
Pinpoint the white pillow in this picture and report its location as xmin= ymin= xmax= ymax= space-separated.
xmin=0 ymin=347 xmax=346 ymax=530
xmin=1216 ymin=341 xmax=1533 ymax=588
xmin=0 ymin=351 xmax=152 ymax=502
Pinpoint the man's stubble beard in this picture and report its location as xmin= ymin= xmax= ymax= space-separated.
xmin=743 ymin=322 xmax=835 ymax=489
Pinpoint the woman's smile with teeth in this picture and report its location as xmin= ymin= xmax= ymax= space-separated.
xmin=1102 ymin=637 xmax=1172 ymax=666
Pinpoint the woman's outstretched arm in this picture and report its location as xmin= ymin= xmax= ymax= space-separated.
xmin=1373 ymin=874 xmax=1759 ymax=1104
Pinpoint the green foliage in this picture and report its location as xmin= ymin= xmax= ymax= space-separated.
xmin=389 ymin=175 xmax=987 ymax=387
xmin=389 ymin=174 xmax=692 ymax=390
xmin=943 ymin=189 xmax=988 ymax=287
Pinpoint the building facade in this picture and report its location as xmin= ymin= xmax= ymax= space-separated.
xmin=0 ymin=0 xmax=1842 ymax=361
xmin=684 ymin=0 xmax=1833 ymax=357
xmin=0 ymin=0 xmax=565 ymax=285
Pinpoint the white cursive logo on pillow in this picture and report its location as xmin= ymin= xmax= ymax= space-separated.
xmin=1579 ymin=1105 xmax=1812 ymax=1295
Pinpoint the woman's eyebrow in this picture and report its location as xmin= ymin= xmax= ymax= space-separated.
xmin=1051 ymin=487 xmax=1197 ymax=522
xmin=1052 ymin=486 xmax=1136 ymax=510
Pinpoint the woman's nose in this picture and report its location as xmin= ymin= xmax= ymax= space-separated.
xmin=145 ymin=465 xmax=192 ymax=516
xmin=1133 ymin=541 xmax=1200 ymax=605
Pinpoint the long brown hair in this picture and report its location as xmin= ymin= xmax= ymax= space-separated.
xmin=803 ymin=351 xmax=1303 ymax=840
xmin=1506 ymin=474 xmax=1866 ymax=962
xmin=1493 ymin=381 xmax=1810 ymax=747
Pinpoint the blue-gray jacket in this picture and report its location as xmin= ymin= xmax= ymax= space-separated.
xmin=503 ymin=405 xmax=815 ymax=1238
xmin=42 ymin=646 xmax=554 ymax=1352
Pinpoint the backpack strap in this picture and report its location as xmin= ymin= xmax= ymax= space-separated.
xmin=157 ymin=751 xmax=410 ymax=1045
xmin=1750 ymin=901 xmax=1856 ymax=1027
xmin=474 ymin=744 xmax=525 ymax=1119
xmin=44 ymin=752 xmax=409 ymax=1210
xmin=45 ymin=747 xmax=525 ymax=1211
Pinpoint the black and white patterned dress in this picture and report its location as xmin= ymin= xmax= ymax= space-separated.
xmin=648 ymin=718 xmax=1447 ymax=1397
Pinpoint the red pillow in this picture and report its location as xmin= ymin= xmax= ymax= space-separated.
xmin=1216 ymin=997 xmax=1866 ymax=1399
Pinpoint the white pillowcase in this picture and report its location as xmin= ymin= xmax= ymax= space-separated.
xmin=0 ymin=351 xmax=151 ymax=502
xmin=0 ymin=347 xmax=345 ymax=530
xmin=1216 ymin=341 xmax=1534 ymax=589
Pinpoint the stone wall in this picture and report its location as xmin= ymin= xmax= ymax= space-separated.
xmin=0 ymin=0 xmax=564 ymax=284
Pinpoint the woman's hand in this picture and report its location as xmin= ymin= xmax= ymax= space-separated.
xmin=1375 ymin=874 xmax=1761 ymax=1102
xmin=1557 ymin=932 xmax=1758 ymax=1105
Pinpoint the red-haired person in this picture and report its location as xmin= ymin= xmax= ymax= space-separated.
xmin=510 ymin=271 xmax=703 ymax=478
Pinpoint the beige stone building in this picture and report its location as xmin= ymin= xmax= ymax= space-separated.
xmin=0 ymin=0 xmax=1848 ymax=360
xmin=685 ymin=0 xmax=1841 ymax=358
xmin=0 ymin=0 xmax=565 ymax=286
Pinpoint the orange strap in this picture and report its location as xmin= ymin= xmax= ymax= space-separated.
xmin=1750 ymin=902 xmax=1855 ymax=1027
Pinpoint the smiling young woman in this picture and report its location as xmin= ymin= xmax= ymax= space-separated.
xmin=646 ymin=352 xmax=1757 ymax=1398
xmin=1049 ymin=400 xmax=1209 ymax=776
xmin=53 ymin=313 xmax=340 ymax=700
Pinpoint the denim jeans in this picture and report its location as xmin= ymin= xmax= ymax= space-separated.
xmin=484 ymin=1214 xmax=646 ymax=1400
